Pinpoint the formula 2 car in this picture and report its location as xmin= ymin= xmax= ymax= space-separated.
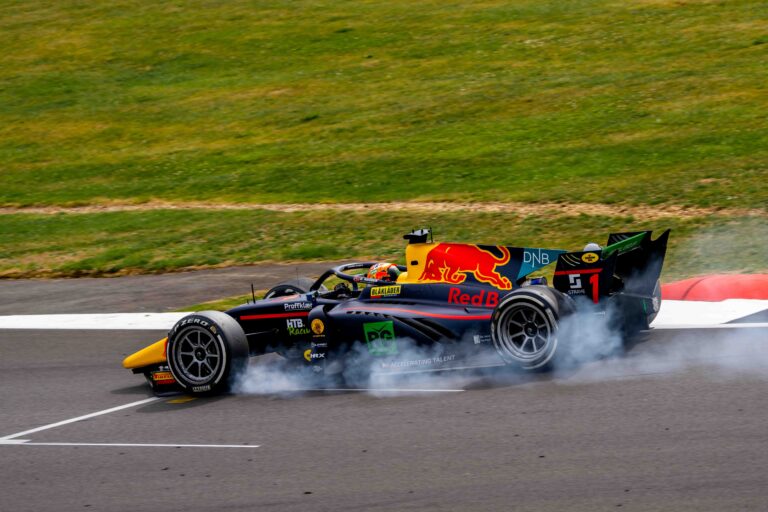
xmin=123 ymin=228 xmax=669 ymax=395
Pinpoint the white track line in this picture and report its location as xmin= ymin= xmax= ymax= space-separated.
xmin=652 ymin=300 xmax=768 ymax=327
xmin=0 ymin=397 xmax=261 ymax=449
xmin=653 ymin=323 xmax=768 ymax=330
xmin=377 ymin=363 xmax=506 ymax=374
xmin=0 ymin=397 xmax=161 ymax=441
xmin=0 ymin=313 xmax=184 ymax=330
xmin=0 ymin=441 xmax=259 ymax=448
xmin=310 ymin=388 xmax=464 ymax=393
xmin=0 ymin=300 xmax=765 ymax=331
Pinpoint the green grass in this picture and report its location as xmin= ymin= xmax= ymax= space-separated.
xmin=1 ymin=209 xmax=764 ymax=280
xmin=1 ymin=1 xmax=765 ymax=281
xmin=0 ymin=0 xmax=766 ymax=209
xmin=176 ymin=293 xmax=261 ymax=313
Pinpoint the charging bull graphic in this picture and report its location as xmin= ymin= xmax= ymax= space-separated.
xmin=419 ymin=244 xmax=513 ymax=290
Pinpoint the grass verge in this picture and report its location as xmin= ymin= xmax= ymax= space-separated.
xmin=175 ymin=293 xmax=260 ymax=313
xmin=0 ymin=0 xmax=766 ymax=209
xmin=2 ymin=209 xmax=765 ymax=281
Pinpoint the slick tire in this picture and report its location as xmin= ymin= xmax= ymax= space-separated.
xmin=491 ymin=286 xmax=573 ymax=371
xmin=264 ymin=278 xmax=326 ymax=299
xmin=646 ymin=279 xmax=662 ymax=326
xmin=166 ymin=311 xmax=249 ymax=396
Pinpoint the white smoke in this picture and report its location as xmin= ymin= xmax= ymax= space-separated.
xmin=562 ymin=326 xmax=768 ymax=384
xmin=553 ymin=300 xmax=624 ymax=371
xmin=232 ymin=322 xmax=768 ymax=397
xmin=340 ymin=340 xmax=483 ymax=396
xmin=232 ymin=354 xmax=311 ymax=395
xmin=233 ymin=299 xmax=767 ymax=397
xmin=548 ymin=289 xmax=768 ymax=384
xmin=233 ymin=339 xmax=483 ymax=397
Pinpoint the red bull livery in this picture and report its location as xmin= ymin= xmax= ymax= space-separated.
xmin=123 ymin=228 xmax=670 ymax=396
xmin=418 ymin=244 xmax=513 ymax=289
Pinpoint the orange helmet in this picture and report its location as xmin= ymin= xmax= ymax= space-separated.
xmin=367 ymin=262 xmax=401 ymax=282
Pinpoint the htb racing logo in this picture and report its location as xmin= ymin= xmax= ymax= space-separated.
xmin=286 ymin=318 xmax=310 ymax=336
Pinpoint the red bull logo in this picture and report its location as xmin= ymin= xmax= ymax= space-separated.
xmin=418 ymin=243 xmax=513 ymax=290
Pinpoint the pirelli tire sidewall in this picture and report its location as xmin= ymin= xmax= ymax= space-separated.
xmin=491 ymin=286 xmax=572 ymax=371
xmin=166 ymin=311 xmax=249 ymax=395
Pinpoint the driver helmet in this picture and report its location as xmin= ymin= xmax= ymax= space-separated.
xmin=367 ymin=262 xmax=401 ymax=282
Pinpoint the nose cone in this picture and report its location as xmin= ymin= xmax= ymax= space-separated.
xmin=122 ymin=337 xmax=168 ymax=369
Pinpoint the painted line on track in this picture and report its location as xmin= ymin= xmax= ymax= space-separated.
xmin=308 ymin=388 xmax=465 ymax=393
xmin=0 ymin=397 xmax=161 ymax=441
xmin=0 ymin=441 xmax=259 ymax=449
xmin=0 ymin=313 xmax=184 ymax=330
xmin=377 ymin=363 xmax=507 ymax=374
xmin=0 ymin=300 xmax=766 ymax=331
xmin=235 ymin=387 xmax=465 ymax=394
xmin=0 ymin=397 xmax=261 ymax=449
xmin=652 ymin=300 xmax=768 ymax=327
xmin=652 ymin=323 xmax=768 ymax=330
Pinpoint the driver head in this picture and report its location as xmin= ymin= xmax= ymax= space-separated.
xmin=367 ymin=262 xmax=401 ymax=282
xmin=583 ymin=242 xmax=602 ymax=252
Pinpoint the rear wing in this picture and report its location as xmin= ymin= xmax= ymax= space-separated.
xmin=552 ymin=230 xmax=670 ymax=302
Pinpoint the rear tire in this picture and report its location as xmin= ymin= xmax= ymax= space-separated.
xmin=646 ymin=279 xmax=662 ymax=326
xmin=491 ymin=286 xmax=572 ymax=371
xmin=166 ymin=311 xmax=249 ymax=395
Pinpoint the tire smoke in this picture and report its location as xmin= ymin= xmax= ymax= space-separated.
xmin=233 ymin=339 xmax=493 ymax=397
xmin=553 ymin=300 xmax=624 ymax=371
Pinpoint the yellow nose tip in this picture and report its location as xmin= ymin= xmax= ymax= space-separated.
xmin=122 ymin=337 xmax=168 ymax=369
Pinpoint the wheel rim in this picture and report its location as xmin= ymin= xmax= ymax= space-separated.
xmin=496 ymin=304 xmax=553 ymax=362
xmin=171 ymin=327 xmax=222 ymax=384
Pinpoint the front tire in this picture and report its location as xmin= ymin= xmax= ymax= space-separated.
xmin=166 ymin=311 xmax=249 ymax=395
xmin=491 ymin=286 xmax=572 ymax=371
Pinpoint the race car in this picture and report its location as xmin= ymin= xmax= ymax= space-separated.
xmin=123 ymin=228 xmax=670 ymax=395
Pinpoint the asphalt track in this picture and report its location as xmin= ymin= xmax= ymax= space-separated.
xmin=0 ymin=262 xmax=338 ymax=314
xmin=2 ymin=267 xmax=768 ymax=511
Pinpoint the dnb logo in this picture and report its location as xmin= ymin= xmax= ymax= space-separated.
xmin=363 ymin=321 xmax=398 ymax=356
xmin=419 ymin=243 xmax=513 ymax=290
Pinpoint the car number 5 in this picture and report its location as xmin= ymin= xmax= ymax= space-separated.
xmin=569 ymin=274 xmax=582 ymax=289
